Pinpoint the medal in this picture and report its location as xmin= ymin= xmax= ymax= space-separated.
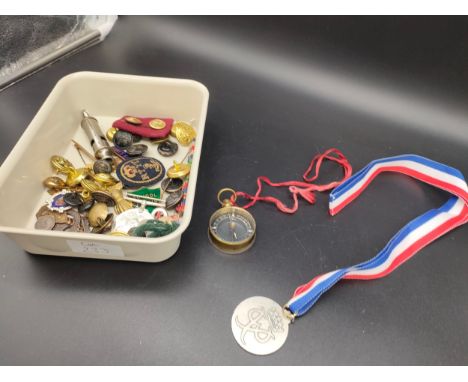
xmin=232 ymin=296 xmax=290 ymax=355
xmin=208 ymin=188 xmax=256 ymax=254
xmin=232 ymin=153 xmax=468 ymax=355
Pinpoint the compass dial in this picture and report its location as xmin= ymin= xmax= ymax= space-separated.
xmin=210 ymin=212 xmax=254 ymax=244
xmin=209 ymin=205 xmax=256 ymax=253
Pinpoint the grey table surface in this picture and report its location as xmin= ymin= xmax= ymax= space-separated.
xmin=0 ymin=16 xmax=467 ymax=365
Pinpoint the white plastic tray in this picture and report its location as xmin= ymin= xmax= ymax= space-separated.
xmin=0 ymin=72 xmax=209 ymax=262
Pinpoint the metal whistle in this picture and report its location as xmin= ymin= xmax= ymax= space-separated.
xmin=80 ymin=110 xmax=113 ymax=162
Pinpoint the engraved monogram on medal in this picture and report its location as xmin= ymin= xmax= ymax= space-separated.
xmin=235 ymin=306 xmax=285 ymax=345
xmin=231 ymin=296 xmax=289 ymax=355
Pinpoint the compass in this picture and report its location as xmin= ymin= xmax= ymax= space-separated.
xmin=208 ymin=188 xmax=256 ymax=254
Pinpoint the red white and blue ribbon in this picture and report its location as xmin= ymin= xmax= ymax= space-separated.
xmin=286 ymin=154 xmax=468 ymax=317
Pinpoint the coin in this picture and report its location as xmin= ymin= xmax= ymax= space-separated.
xmin=113 ymin=130 xmax=134 ymax=149
xmin=106 ymin=127 xmax=118 ymax=141
xmin=67 ymin=209 xmax=82 ymax=232
xmin=64 ymin=192 xmax=84 ymax=207
xmin=93 ymin=159 xmax=113 ymax=174
xmin=149 ymin=118 xmax=166 ymax=130
xmin=126 ymin=144 xmax=148 ymax=157
xmin=158 ymin=141 xmax=178 ymax=157
xmin=78 ymin=199 xmax=94 ymax=213
xmin=161 ymin=177 xmax=184 ymax=193
xmin=231 ymin=296 xmax=290 ymax=356
xmin=52 ymin=223 xmax=70 ymax=231
xmin=36 ymin=205 xmax=51 ymax=218
xmin=35 ymin=215 xmax=55 ymax=230
xmin=81 ymin=215 xmax=91 ymax=233
xmin=125 ymin=116 xmax=142 ymax=125
xmin=91 ymin=190 xmax=115 ymax=207
xmin=165 ymin=189 xmax=183 ymax=209
xmin=52 ymin=211 xmax=70 ymax=224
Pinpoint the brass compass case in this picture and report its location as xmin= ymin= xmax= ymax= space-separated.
xmin=208 ymin=188 xmax=256 ymax=254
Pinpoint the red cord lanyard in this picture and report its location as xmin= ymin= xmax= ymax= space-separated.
xmin=231 ymin=148 xmax=352 ymax=213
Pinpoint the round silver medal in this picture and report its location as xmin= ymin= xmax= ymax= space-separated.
xmin=231 ymin=296 xmax=290 ymax=355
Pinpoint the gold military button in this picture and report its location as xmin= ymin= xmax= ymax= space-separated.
xmin=125 ymin=116 xmax=142 ymax=125
xmin=171 ymin=121 xmax=196 ymax=146
xmin=106 ymin=127 xmax=118 ymax=141
xmin=149 ymin=118 xmax=166 ymax=130
xmin=167 ymin=161 xmax=191 ymax=178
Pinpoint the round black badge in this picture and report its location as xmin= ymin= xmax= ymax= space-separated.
xmin=113 ymin=130 xmax=134 ymax=149
xmin=63 ymin=192 xmax=84 ymax=207
xmin=93 ymin=159 xmax=113 ymax=174
xmin=161 ymin=177 xmax=184 ymax=193
xmin=158 ymin=141 xmax=178 ymax=157
xmin=126 ymin=144 xmax=148 ymax=157
xmin=165 ymin=189 xmax=183 ymax=209
xmin=116 ymin=157 xmax=166 ymax=188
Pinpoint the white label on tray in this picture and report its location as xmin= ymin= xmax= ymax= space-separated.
xmin=67 ymin=240 xmax=125 ymax=257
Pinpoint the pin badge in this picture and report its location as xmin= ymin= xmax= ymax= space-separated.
xmin=128 ymin=187 xmax=161 ymax=212
xmin=47 ymin=190 xmax=72 ymax=213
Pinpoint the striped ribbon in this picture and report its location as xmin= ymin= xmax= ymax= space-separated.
xmin=286 ymin=154 xmax=468 ymax=317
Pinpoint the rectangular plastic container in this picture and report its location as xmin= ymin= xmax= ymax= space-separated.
xmin=0 ymin=72 xmax=209 ymax=262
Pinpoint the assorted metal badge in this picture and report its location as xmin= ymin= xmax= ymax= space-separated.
xmin=35 ymin=110 xmax=197 ymax=238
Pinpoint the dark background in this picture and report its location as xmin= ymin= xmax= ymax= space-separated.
xmin=0 ymin=16 xmax=467 ymax=365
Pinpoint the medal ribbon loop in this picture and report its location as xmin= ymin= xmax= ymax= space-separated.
xmin=286 ymin=154 xmax=468 ymax=317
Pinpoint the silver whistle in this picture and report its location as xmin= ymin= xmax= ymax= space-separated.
xmin=80 ymin=110 xmax=113 ymax=162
